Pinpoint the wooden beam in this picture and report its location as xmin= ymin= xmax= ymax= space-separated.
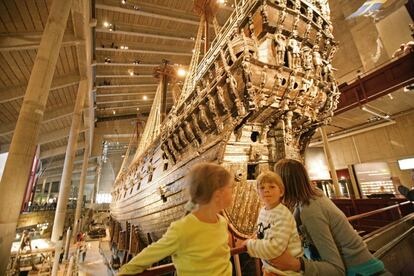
xmin=95 ymin=62 xmax=158 ymax=67
xmin=96 ymin=84 xmax=157 ymax=89
xmin=44 ymin=157 xmax=97 ymax=171
xmin=96 ymin=74 xmax=153 ymax=78
xmin=95 ymin=3 xmax=200 ymax=26
xmin=0 ymin=74 xmax=80 ymax=104
xmin=96 ymin=92 xmax=166 ymax=97
xmin=40 ymin=173 xmax=96 ymax=183
xmin=0 ymin=104 xmax=80 ymax=137
xmin=96 ymin=47 xmax=192 ymax=56
xmin=0 ymin=33 xmax=83 ymax=52
xmin=40 ymin=141 xmax=86 ymax=160
xmin=0 ymin=125 xmax=88 ymax=153
xmin=96 ymin=28 xmax=194 ymax=42
xmin=40 ymin=166 xmax=97 ymax=179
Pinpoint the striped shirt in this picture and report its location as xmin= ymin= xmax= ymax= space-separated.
xmin=247 ymin=203 xmax=303 ymax=275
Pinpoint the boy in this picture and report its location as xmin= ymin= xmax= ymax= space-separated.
xmin=244 ymin=171 xmax=303 ymax=276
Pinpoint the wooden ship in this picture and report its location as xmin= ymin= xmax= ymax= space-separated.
xmin=110 ymin=0 xmax=340 ymax=252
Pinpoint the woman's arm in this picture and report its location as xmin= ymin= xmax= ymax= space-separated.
xmin=300 ymin=212 xmax=345 ymax=275
xmin=269 ymin=212 xmax=345 ymax=275
xmin=118 ymin=224 xmax=180 ymax=275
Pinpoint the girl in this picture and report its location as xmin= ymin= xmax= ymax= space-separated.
xmin=271 ymin=159 xmax=386 ymax=276
xmin=118 ymin=163 xmax=234 ymax=276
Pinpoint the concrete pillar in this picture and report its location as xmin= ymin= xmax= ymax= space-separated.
xmin=0 ymin=0 xmax=72 ymax=273
xmin=320 ymin=127 xmax=341 ymax=197
xmin=47 ymin=182 xmax=53 ymax=202
xmin=51 ymin=80 xmax=87 ymax=242
xmin=41 ymin=178 xmax=47 ymax=194
xmin=73 ymin=143 xmax=90 ymax=238
xmin=92 ymin=164 xmax=102 ymax=204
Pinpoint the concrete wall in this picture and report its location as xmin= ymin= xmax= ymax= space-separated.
xmin=312 ymin=112 xmax=414 ymax=188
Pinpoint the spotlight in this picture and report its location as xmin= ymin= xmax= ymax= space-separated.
xmin=112 ymin=110 xmax=116 ymax=115
xmin=103 ymin=21 xmax=110 ymax=27
xmin=177 ymin=68 xmax=187 ymax=77
xmin=121 ymin=0 xmax=126 ymax=4
xmin=143 ymin=95 xmax=148 ymax=100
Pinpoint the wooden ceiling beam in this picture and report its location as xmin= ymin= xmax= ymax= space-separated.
xmin=0 ymin=74 xmax=80 ymax=104
xmin=0 ymin=33 xmax=83 ymax=52
xmin=44 ymin=156 xmax=97 ymax=171
xmin=94 ymin=62 xmax=158 ymax=67
xmin=96 ymin=92 xmax=167 ymax=97
xmin=96 ymin=74 xmax=153 ymax=78
xmin=96 ymin=84 xmax=157 ymax=89
xmin=96 ymin=47 xmax=192 ymax=57
xmin=97 ymin=98 xmax=172 ymax=105
xmin=40 ymin=141 xmax=86 ymax=159
xmin=96 ymin=28 xmax=194 ymax=43
xmin=95 ymin=3 xmax=200 ymax=26
xmin=0 ymin=104 xmax=81 ymax=137
xmin=0 ymin=125 xmax=88 ymax=154
xmin=41 ymin=166 xmax=97 ymax=178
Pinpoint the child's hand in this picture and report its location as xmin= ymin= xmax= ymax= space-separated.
xmin=240 ymin=239 xmax=249 ymax=249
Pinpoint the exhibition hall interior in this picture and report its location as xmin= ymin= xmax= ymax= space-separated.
xmin=0 ymin=0 xmax=413 ymax=275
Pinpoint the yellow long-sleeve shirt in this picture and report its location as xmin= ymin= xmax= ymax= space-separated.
xmin=119 ymin=214 xmax=232 ymax=276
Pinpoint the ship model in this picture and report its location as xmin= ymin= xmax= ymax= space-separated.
xmin=110 ymin=0 xmax=339 ymax=253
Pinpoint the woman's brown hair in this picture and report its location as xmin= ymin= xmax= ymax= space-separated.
xmin=274 ymin=159 xmax=322 ymax=208
xmin=187 ymin=163 xmax=232 ymax=204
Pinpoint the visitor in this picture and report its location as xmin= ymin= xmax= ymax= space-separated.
xmin=118 ymin=163 xmax=234 ymax=275
xmin=270 ymin=159 xmax=387 ymax=276
xmin=243 ymin=171 xmax=303 ymax=276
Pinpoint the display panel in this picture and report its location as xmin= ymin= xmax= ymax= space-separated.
xmin=398 ymin=158 xmax=414 ymax=170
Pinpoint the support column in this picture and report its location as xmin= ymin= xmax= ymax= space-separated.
xmin=47 ymin=182 xmax=52 ymax=202
xmin=0 ymin=0 xmax=72 ymax=273
xmin=320 ymin=127 xmax=341 ymax=197
xmin=73 ymin=142 xmax=90 ymax=238
xmin=51 ymin=80 xmax=87 ymax=242
xmin=41 ymin=178 xmax=47 ymax=194
xmin=91 ymin=163 xmax=102 ymax=204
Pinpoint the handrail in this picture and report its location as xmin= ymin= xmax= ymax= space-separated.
xmin=347 ymin=201 xmax=412 ymax=222
xmin=123 ymin=202 xmax=413 ymax=275
xmin=127 ymin=246 xmax=247 ymax=276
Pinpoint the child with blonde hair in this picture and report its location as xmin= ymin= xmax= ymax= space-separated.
xmin=243 ymin=171 xmax=303 ymax=276
xmin=119 ymin=162 xmax=234 ymax=276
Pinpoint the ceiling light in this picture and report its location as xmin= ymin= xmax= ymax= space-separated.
xmin=192 ymin=49 xmax=195 ymax=53
xmin=112 ymin=110 xmax=116 ymax=115
xmin=129 ymin=71 xmax=134 ymax=76
xmin=217 ymin=0 xmax=225 ymax=4
xmin=361 ymin=105 xmax=391 ymax=121
xmin=103 ymin=21 xmax=110 ymax=27
xmin=143 ymin=95 xmax=148 ymax=100
xmin=136 ymin=107 xmax=140 ymax=110
xmin=177 ymin=68 xmax=187 ymax=77
xmin=121 ymin=0 xmax=126 ymax=4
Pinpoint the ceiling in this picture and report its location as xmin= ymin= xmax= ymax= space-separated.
xmin=0 ymin=0 xmax=412 ymax=187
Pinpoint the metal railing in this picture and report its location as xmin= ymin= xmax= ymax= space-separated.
xmin=121 ymin=201 xmax=413 ymax=275
xmin=347 ymin=201 xmax=412 ymax=222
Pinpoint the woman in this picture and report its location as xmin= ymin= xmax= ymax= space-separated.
xmin=272 ymin=159 xmax=386 ymax=276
